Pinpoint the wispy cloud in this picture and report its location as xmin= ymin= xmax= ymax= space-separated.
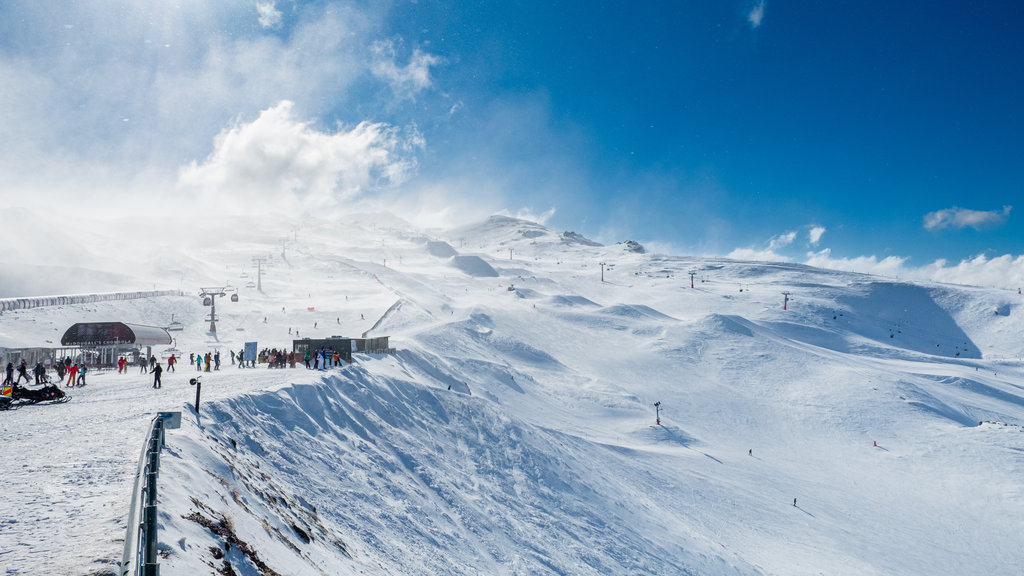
xmin=923 ymin=205 xmax=1012 ymax=231
xmin=808 ymin=225 xmax=826 ymax=245
xmin=747 ymin=0 xmax=766 ymax=29
xmin=255 ymin=2 xmax=282 ymax=29
xmin=768 ymin=231 xmax=797 ymax=250
xmin=371 ymin=40 xmax=443 ymax=100
xmin=725 ymin=229 xmax=797 ymax=261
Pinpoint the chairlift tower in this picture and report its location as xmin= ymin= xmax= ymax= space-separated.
xmin=688 ymin=269 xmax=697 ymax=288
xmin=654 ymin=401 xmax=662 ymax=425
xmin=199 ymin=287 xmax=229 ymax=333
xmin=252 ymin=257 xmax=267 ymax=293
xmin=782 ymin=291 xmax=792 ymax=310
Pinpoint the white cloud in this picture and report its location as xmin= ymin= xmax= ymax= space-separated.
xmin=804 ymin=248 xmax=908 ymax=277
xmin=178 ymin=100 xmax=421 ymax=212
xmin=0 ymin=2 xmax=376 ymax=184
xmin=728 ymin=247 xmax=790 ymax=262
xmin=256 ymin=2 xmax=282 ymax=29
xmin=803 ymin=248 xmax=1024 ymax=290
xmin=768 ymin=231 xmax=797 ymax=250
xmin=923 ymin=205 xmax=1011 ymax=231
xmin=910 ymin=253 xmax=1024 ymax=289
xmin=371 ymin=40 xmax=443 ymax=100
xmin=808 ymin=225 xmax=826 ymax=245
xmin=748 ymin=0 xmax=766 ymax=29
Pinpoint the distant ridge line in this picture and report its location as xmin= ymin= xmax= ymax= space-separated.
xmin=0 ymin=290 xmax=183 ymax=312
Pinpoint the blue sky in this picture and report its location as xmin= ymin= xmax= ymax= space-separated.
xmin=2 ymin=1 xmax=1023 ymax=285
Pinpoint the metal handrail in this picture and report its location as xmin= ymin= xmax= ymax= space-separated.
xmin=121 ymin=412 xmax=178 ymax=576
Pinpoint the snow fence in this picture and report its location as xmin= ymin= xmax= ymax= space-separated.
xmin=0 ymin=290 xmax=181 ymax=312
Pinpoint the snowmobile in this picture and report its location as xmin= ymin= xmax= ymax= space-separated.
xmin=7 ymin=382 xmax=69 ymax=406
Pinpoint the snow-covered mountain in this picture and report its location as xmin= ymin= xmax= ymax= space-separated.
xmin=2 ymin=214 xmax=1023 ymax=575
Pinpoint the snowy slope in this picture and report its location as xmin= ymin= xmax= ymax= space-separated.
xmin=2 ymin=214 xmax=1023 ymax=575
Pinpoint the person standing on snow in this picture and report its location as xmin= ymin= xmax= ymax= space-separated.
xmin=66 ymin=363 xmax=79 ymax=387
xmin=3 ymin=361 xmax=13 ymax=385
xmin=167 ymin=354 xmax=177 ymax=372
xmin=77 ymin=364 xmax=87 ymax=386
xmin=16 ymin=360 xmax=31 ymax=384
xmin=151 ymin=362 xmax=163 ymax=388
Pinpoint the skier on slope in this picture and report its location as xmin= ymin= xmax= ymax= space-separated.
xmin=151 ymin=362 xmax=163 ymax=389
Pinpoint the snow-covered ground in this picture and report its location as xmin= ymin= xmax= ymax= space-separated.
xmin=2 ymin=214 xmax=1023 ymax=575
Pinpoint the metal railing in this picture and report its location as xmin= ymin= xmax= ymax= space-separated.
xmin=121 ymin=411 xmax=180 ymax=576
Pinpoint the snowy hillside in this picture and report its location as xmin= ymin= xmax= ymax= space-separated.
xmin=2 ymin=214 xmax=1023 ymax=575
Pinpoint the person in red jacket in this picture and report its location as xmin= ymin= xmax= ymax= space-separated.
xmin=167 ymin=354 xmax=177 ymax=372
xmin=66 ymin=363 xmax=79 ymax=387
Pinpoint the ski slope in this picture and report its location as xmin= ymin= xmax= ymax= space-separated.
xmin=1 ymin=214 xmax=1023 ymax=575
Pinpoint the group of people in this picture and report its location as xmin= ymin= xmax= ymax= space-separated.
xmin=304 ymin=347 xmax=342 ymax=370
xmin=253 ymin=347 xmax=294 ymax=369
xmin=3 ymin=358 xmax=87 ymax=388
xmin=115 ymin=354 xmax=177 ymax=375
xmin=188 ymin=351 xmax=220 ymax=372
xmin=4 ymin=342 xmax=348 ymax=393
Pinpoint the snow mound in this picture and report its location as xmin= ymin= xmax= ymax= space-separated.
xmin=424 ymin=241 xmax=458 ymax=258
xmin=701 ymin=313 xmax=754 ymax=337
xmin=836 ymin=282 xmax=982 ymax=358
xmin=450 ymin=255 xmax=499 ymax=277
xmin=598 ymin=303 xmax=676 ymax=322
xmin=547 ymin=294 xmax=601 ymax=308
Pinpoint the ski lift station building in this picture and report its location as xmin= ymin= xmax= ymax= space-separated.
xmin=60 ymin=322 xmax=172 ymax=367
xmin=292 ymin=336 xmax=393 ymax=364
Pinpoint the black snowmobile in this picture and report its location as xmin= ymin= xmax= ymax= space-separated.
xmin=5 ymin=382 xmax=69 ymax=407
